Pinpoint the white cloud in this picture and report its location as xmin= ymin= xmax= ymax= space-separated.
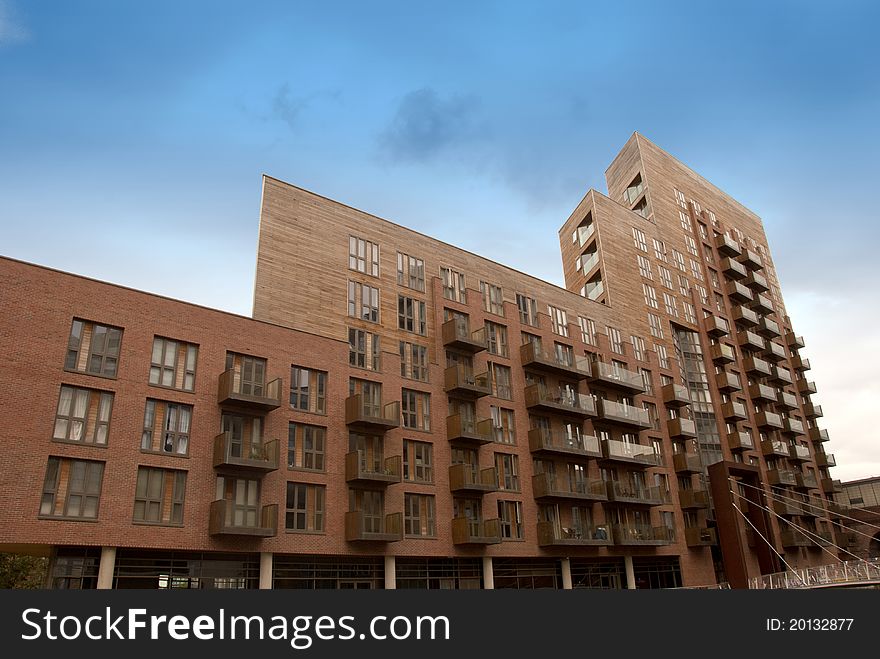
xmin=0 ymin=1 xmax=28 ymax=45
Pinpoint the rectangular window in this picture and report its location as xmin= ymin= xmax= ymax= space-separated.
xmin=494 ymin=453 xmax=520 ymax=491
xmin=631 ymin=335 xmax=646 ymax=361
xmin=398 ymin=295 xmax=427 ymax=335
xmin=674 ymin=188 xmax=687 ymax=209
xmin=349 ymin=235 xmax=379 ymax=277
xmin=440 ymin=267 xmax=467 ymax=303
xmin=640 ymin=368 xmax=654 ymax=396
xmin=349 ymin=328 xmax=380 ymax=371
xmin=648 ymin=313 xmax=664 ymax=339
xmin=658 ymin=266 xmax=673 ymax=290
xmin=489 ymin=363 xmax=512 ymax=400
xmin=399 ymin=342 xmax=429 ymax=382
xmin=683 ymin=301 xmax=697 ymax=324
xmin=290 ymin=366 xmax=327 ymax=414
xmin=348 ymin=281 xmax=380 ymax=323
xmin=672 ymin=249 xmax=686 ymax=272
xmin=485 ymin=321 xmax=509 ymax=357
xmin=663 ymin=293 xmax=679 ymax=318
xmin=65 ymin=319 xmax=122 ymax=378
xmin=149 ymin=337 xmax=198 ymax=391
xmin=678 ymin=275 xmax=690 ymax=297
xmin=497 ymin=500 xmax=523 ymax=539
xmin=480 ymin=281 xmax=505 ymax=316
xmin=607 ymin=326 xmax=624 ymax=354
xmin=680 ymin=210 xmax=693 ymax=233
xmin=287 ymin=423 xmax=326 ymax=471
xmin=404 ymin=493 xmax=436 ymax=538
xmin=490 ymin=406 xmax=516 ymax=444
xmin=516 ymin=293 xmax=539 ymax=327
xmin=401 ymin=389 xmax=431 ymax=431
xmin=285 ymin=482 xmax=325 ymax=532
xmin=141 ymin=399 xmax=191 ymax=455
xmin=631 ymin=227 xmax=648 ymax=252
xmin=548 ymin=305 xmax=568 ymax=337
xmin=685 ymin=235 xmax=698 ymax=256
xmin=690 ymin=258 xmax=704 ymax=281
xmin=656 ymin=344 xmax=670 ymax=369
xmin=53 ymin=385 xmax=113 ymax=446
xmin=133 ymin=467 xmax=186 ymax=525
xmin=578 ymin=316 xmax=597 ymax=345
xmin=653 ymin=238 xmax=667 ymax=262
xmin=643 ymin=283 xmax=658 ymax=309
xmin=397 ymin=252 xmax=425 ymax=292
xmin=224 ymin=353 xmax=267 ymax=397
xmin=40 ymin=457 xmax=104 ymax=519
xmin=403 ymin=440 xmax=433 ymax=483
xmin=695 ymin=284 xmax=709 ymax=306
xmin=637 ymin=255 xmax=653 ymax=279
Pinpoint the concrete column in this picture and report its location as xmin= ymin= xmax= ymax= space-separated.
xmin=482 ymin=556 xmax=494 ymax=590
xmin=384 ymin=555 xmax=396 ymax=590
xmin=97 ymin=546 xmax=116 ymax=590
xmin=259 ymin=552 xmax=273 ymax=590
xmin=560 ymin=558 xmax=572 ymax=590
xmin=624 ymin=555 xmax=636 ymax=590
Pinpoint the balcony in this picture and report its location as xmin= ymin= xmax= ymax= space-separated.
xmin=796 ymin=472 xmax=819 ymax=490
xmin=767 ymin=469 xmax=798 ymax=487
xmin=770 ymin=366 xmax=793 ymax=386
xmin=803 ymin=402 xmax=823 ymax=419
xmin=788 ymin=444 xmax=811 ymax=462
xmin=722 ymin=400 xmax=748 ymax=421
xmin=732 ymin=306 xmax=759 ymax=327
xmin=780 ymin=529 xmax=812 ymax=548
xmin=605 ymin=482 xmax=669 ymax=506
xmin=448 ymin=464 xmax=498 ymax=494
xmin=715 ymin=233 xmax=741 ymax=257
xmin=345 ymin=511 xmax=403 ymax=542
xmin=601 ymin=438 xmax=661 ymax=466
xmin=815 ymin=452 xmax=836 ymax=468
xmin=773 ymin=499 xmax=801 ymax=517
xmin=821 ymin=478 xmax=842 ymax=494
xmin=532 ymin=473 xmax=608 ymax=501
xmin=528 ymin=428 xmax=602 ymax=458
xmin=673 ymin=451 xmax=703 ymax=473
xmin=217 ymin=369 xmax=282 ymax=411
xmin=815 ymin=529 xmax=834 ymax=546
xmin=578 ymin=251 xmax=600 ymax=275
xmin=686 ymin=527 xmax=718 ymax=547
xmin=737 ymin=330 xmax=766 ymax=352
xmin=519 ymin=342 xmax=590 ymax=379
xmin=716 ymin=370 xmax=742 ymax=393
xmin=345 ymin=396 xmax=400 ymax=431
xmin=827 ymin=501 xmax=848 ymax=517
xmin=739 ymin=248 xmax=763 ymax=271
xmin=212 ymin=433 xmax=279 ymax=474
xmin=757 ymin=317 xmax=781 ymax=338
xmin=752 ymin=295 xmax=775 ymax=317
xmin=744 ymin=356 xmax=773 ymax=377
xmin=744 ymin=271 xmax=770 ymax=292
xmin=783 ymin=418 xmax=805 ymax=436
xmin=451 ymin=517 xmax=502 ymax=545
xmin=441 ymin=318 xmax=486 ymax=353
xmin=728 ymin=431 xmax=754 ymax=452
xmin=727 ymin=280 xmax=753 ymax=304
xmin=662 ymin=383 xmax=690 ymax=407
xmin=588 ymin=361 xmax=646 ymax=393
xmin=809 ymin=427 xmax=829 ymax=443
xmin=764 ymin=341 xmax=787 ymax=362
xmin=525 ymin=384 xmax=596 ymax=418
xmin=721 ymin=257 xmax=747 ymax=280
xmin=710 ymin=342 xmax=736 ymax=364
xmin=208 ymin=500 xmax=277 ymax=537
xmin=749 ymin=382 xmax=777 ymax=402
xmin=761 ymin=439 xmax=790 ymax=459
xmin=785 ymin=333 xmax=806 ymax=350
xmin=537 ymin=521 xmax=612 ymax=547
xmin=446 ymin=414 xmax=494 ymax=446
xmin=798 ymin=498 xmax=823 ymax=517
xmin=345 ymin=452 xmax=402 ymax=485
xmin=791 ymin=355 xmax=811 ymax=371
xmin=612 ymin=524 xmax=675 ymax=546
xmin=444 ymin=365 xmax=491 ymax=399
xmin=596 ymin=398 xmax=651 ymax=429
xmin=797 ymin=380 xmax=817 ymax=395
xmin=756 ymin=411 xmax=784 ymax=429
xmin=777 ymin=391 xmax=798 ymax=410
xmin=668 ymin=416 xmax=698 ymax=438
xmin=679 ymin=488 xmax=710 ymax=509
xmin=705 ymin=315 xmax=730 ymax=338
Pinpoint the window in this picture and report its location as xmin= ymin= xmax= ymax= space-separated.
xmin=287 ymin=423 xmax=326 ymax=471
xmin=397 ymin=252 xmax=425 ymax=292
xmin=402 ymin=389 xmax=431 ymax=431
xmin=690 ymin=258 xmax=704 ymax=281
xmin=149 ymin=337 xmax=198 ymax=391
xmin=624 ymin=173 xmax=644 ymax=204
xmin=290 ymin=366 xmax=327 ymax=414
xmin=349 ymin=328 xmax=380 ymax=371
xmin=398 ymin=295 xmax=427 ymax=335
xmin=695 ymin=284 xmax=709 ymax=306
xmin=653 ymin=238 xmax=667 ymax=262
xmin=658 ymin=266 xmax=673 ymax=290
xmin=714 ymin=292 xmax=725 ymax=313
xmin=285 ymin=483 xmax=325 ymax=532
xmin=349 ymin=235 xmax=379 ymax=277
xmin=441 ymin=267 xmax=466 ymax=303
xmin=224 ymin=353 xmax=267 ymax=397
xmin=607 ymin=326 xmax=624 ymax=354
xmin=399 ymin=342 xmax=429 ymax=382
xmin=656 ymin=344 xmax=670 ymax=369
xmin=548 ymin=305 xmax=568 ymax=337
xmin=133 ymin=467 xmax=186 ymax=525
xmin=404 ymin=494 xmax=436 ymax=537
xmin=53 ymin=385 xmax=113 ymax=446
xmin=489 ymin=363 xmax=512 ymax=400
xmin=672 ymin=249 xmax=686 ymax=272
xmin=640 ymin=369 xmax=654 ymax=395
xmin=683 ymin=301 xmax=697 ymax=324
xmin=648 ymin=313 xmax=664 ymax=339
xmin=709 ymin=269 xmax=720 ymax=288
xmin=348 ymin=281 xmax=380 ymax=323
xmin=403 ymin=440 xmax=433 ymax=483
xmin=674 ymin=188 xmax=687 ymax=209
xmin=578 ymin=316 xmax=597 ymax=345
xmin=637 ymin=255 xmax=653 ymax=279
xmin=516 ymin=293 xmax=539 ymax=327
xmin=691 ymin=199 xmax=702 ymax=214
xmin=485 ymin=321 xmax=509 ymax=357
xmin=216 ymin=476 xmax=261 ymax=528
xmin=663 ymin=293 xmax=679 ymax=317
xmin=643 ymin=283 xmax=659 ymax=309
xmin=631 ymin=335 xmax=646 ymax=361
xmin=678 ymin=275 xmax=690 ymax=297
xmin=680 ymin=211 xmax=693 ymax=233
xmin=141 ymin=400 xmax=191 ymax=455
xmin=40 ymin=457 xmax=104 ymax=519
xmin=494 ymin=453 xmax=520 ymax=491
xmin=632 ymin=227 xmax=648 ymax=252
xmin=65 ymin=319 xmax=122 ymax=378
xmin=497 ymin=500 xmax=523 ymax=539
xmin=491 ymin=406 xmax=516 ymax=444
xmin=480 ymin=281 xmax=504 ymax=316
xmin=685 ymin=235 xmax=698 ymax=256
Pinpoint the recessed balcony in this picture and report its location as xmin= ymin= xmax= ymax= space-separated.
xmin=756 ymin=410 xmax=784 ymax=429
xmin=441 ymin=318 xmax=487 ymax=353
xmin=595 ymin=398 xmax=651 ymax=429
xmin=732 ymin=306 xmax=759 ymax=328
xmin=761 ymin=439 xmax=790 ymax=459
xmin=715 ymin=233 xmax=741 ymax=257
xmin=766 ymin=469 xmax=798 ymax=487
xmin=679 ymin=488 xmax=710 ymax=509
xmin=686 ymin=527 xmax=718 ymax=547
xmin=803 ymin=402 xmax=823 ymax=419
xmin=212 ymin=434 xmax=279 ymax=474
xmin=705 ymin=315 xmax=730 ymax=338
xmin=744 ymin=271 xmax=769 ymax=292
xmin=716 ymin=370 xmax=742 ymax=392
xmin=588 ymin=361 xmax=646 ymax=393
xmin=217 ymin=369 xmax=282 ymax=411
xmin=600 ymin=438 xmax=661 ymax=466
xmin=796 ymin=472 xmax=819 ymax=490
xmin=710 ymin=343 xmax=736 ymax=364
xmin=728 ymin=431 xmax=754 ymax=452
xmin=749 ymin=382 xmax=777 ymax=402
xmin=727 ymin=280 xmax=753 ymax=303
xmin=721 ymin=257 xmax=748 ymax=280
xmin=446 ymin=414 xmax=494 ymax=446
xmin=673 ymin=451 xmax=703 ymax=473
xmin=780 ymin=529 xmax=812 ymax=548
xmin=785 ymin=333 xmax=806 ymax=350
xmin=787 ymin=444 xmax=811 ymax=462
xmin=344 ymin=452 xmax=402 ymax=485
xmin=721 ymin=401 xmax=748 ymax=421
xmin=536 ymin=521 xmax=612 ymax=547
xmin=744 ymin=355 xmax=773 ymax=377
xmin=451 ymin=517 xmax=502 ymax=545
xmin=528 ymin=428 xmax=602 ymax=458
xmin=612 ymin=524 xmax=675 ymax=546
xmin=739 ymin=248 xmax=764 ymax=271
xmin=344 ymin=395 xmax=400 ymax=432
xmin=209 ymin=501 xmax=277 ymax=537
xmin=661 ymin=383 xmax=690 ymax=407
xmin=773 ymin=499 xmax=801 ymax=517
xmin=532 ymin=473 xmax=608 ymax=501
xmin=668 ymin=416 xmax=698 ymax=438
xmin=448 ymin=464 xmax=498 ymax=494
xmin=444 ymin=365 xmax=491 ymax=399
xmin=525 ymin=384 xmax=597 ymax=418
xmin=345 ymin=511 xmax=403 ymax=543
xmin=605 ymin=482 xmax=669 ymax=506
xmin=519 ymin=342 xmax=590 ymax=379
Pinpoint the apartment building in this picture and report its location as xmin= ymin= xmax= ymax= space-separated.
xmin=0 ymin=133 xmax=842 ymax=589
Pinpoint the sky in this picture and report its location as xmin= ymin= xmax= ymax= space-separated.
xmin=1 ymin=0 xmax=878 ymax=481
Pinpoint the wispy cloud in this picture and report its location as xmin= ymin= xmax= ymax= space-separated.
xmin=272 ymin=83 xmax=310 ymax=130
xmin=0 ymin=0 xmax=28 ymax=46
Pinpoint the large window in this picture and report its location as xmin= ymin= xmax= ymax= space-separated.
xmin=489 ymin=363 xmax=512 ymax=400
xmin=403 ymin=440 xmax=433 ymax=483
xmin=287 ymin=423 xmax=326 ymax=471
xmin=516 ymin=293 xmax=538 ymax=327
xmin=497 ymin=500 xmax=523 ymax=539
xmin=65 ymin=319 xmax=122 ymax=378
xmin=490 ymin=406 xmax=516 ymax=444
xmin=40 ymin=458 xmax=104 ymax=519
xmin=149 ymin=337 xmax=198 ymax=391
xmin=285 ymin=483 xmax=325 ymax=532
xmin=578 ymin=316 xmax=597 ymax=345
xmin=348 ymin=281 xmax=380 ymax=323
xmin=637 ymin=255 xmax=653 ymax=279
xmin=133 ymin=467 xmax=186 ymax=525
xmin=480 ymin=281 xmax=504 ymax=316
xmin=631 ymin=227 xmax=648 ymax=252
xmin=441 ymin=267 xmax=467 ymax=303
xmin=290 ymin=366 xmax=327 ymax=414
xmin=399 ymin=341 xmax=429 ymax=382
xmin=141 ymin=399 xmax=191 ymax=455
xmin=398 ymin=295 xmax=427 ymax=335
xmin=349 ymin=235 xmax=379 ymax=276
xmin=225 ymin=353 xmax=267 ymax=397
xmin=548 ymin=306 xmax=568 ymax=337
xmin=648 ymin=313 xmax=664 ymax=339
xmin=402 ymin=389 xmax=431 ymax=431
xmin=349 ymin=328 xmax=380 ymax=371
xmin=643 ymin=283 xmax=659 ymax=309
xmin=53 ymin=385 xmax=113 ymax=446
xmin=494 ymin=453 xmax=520 ymax=491
xmin=397 ymin=252 xmax=425 ymax=292
xmin=485 ymin=321 xmax=509 ymax=357
xmin=404 ymin=494 xmax=436 ymax=538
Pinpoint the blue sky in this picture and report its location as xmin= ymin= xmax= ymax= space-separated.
xmin=1 ymin=0 xmax=878 ymax=480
